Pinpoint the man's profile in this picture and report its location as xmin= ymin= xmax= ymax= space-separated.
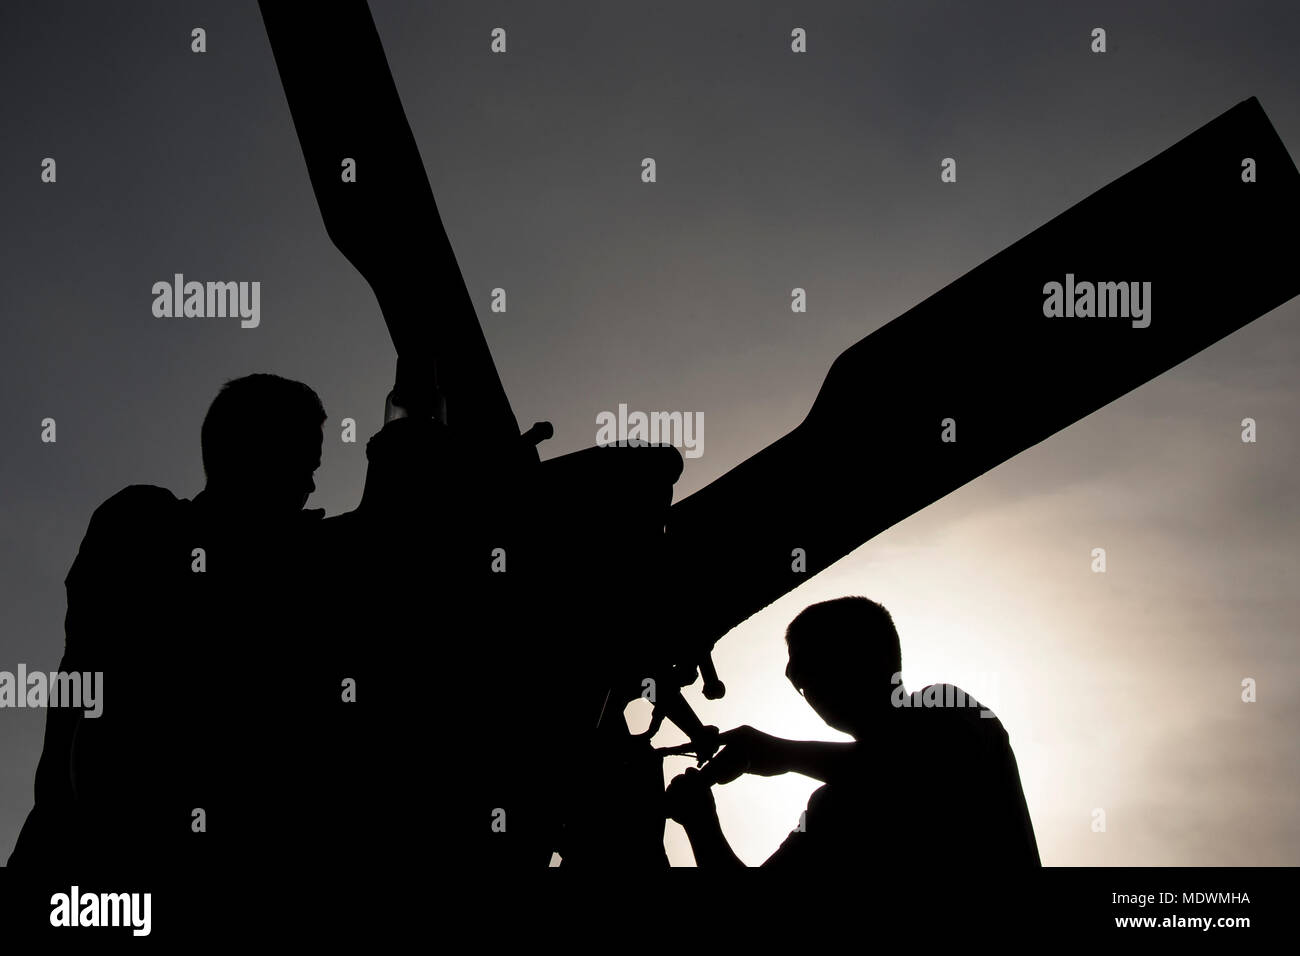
xmin=666 ymin=596 xmax=1040 ymax=868
xmin=8 ymin=373 xmax=332 ymax=870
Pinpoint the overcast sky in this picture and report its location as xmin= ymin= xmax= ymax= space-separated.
xmin=2 ymin=0 xmax=1298 ymax=866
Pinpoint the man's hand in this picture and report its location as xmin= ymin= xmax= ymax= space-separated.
xmin=664 ymin=767 xmax=718 ymax=825
xmin=701 ymin=725 xmax=792 ymax=784
xmin=664 ymin=767 xmax=746 ymax=868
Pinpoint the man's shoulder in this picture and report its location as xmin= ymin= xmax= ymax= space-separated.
xmin=902 ymin=685 xmax=1014 ymax=770
xmin=908 ymin=684 xmax=1006 ymax=727
xmin=91 ymin=484 xmax=181 ymax=522
xmin=69 ymin=485 xmax=184 ymax=583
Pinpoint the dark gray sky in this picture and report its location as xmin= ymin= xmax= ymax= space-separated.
xmin=2 ymin=0 xmax=1298 ymax=865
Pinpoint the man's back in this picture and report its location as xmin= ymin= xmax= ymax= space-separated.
xmin=9 ymin=484 xmax=332 ymax=871
xmin=764 ymin=685 xmax=1040 ymax=868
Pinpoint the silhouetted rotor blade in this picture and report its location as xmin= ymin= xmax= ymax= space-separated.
xmin=669 ymin=97 xmax=1300 ymax=649
xmin=259 ymin=0 xmax=522 ymax=444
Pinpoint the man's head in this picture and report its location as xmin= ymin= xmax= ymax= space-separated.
xmin=784 ymin=596 xmax=902 ymax=738
xmin=200 ymin=374 xmax=325 ymax=515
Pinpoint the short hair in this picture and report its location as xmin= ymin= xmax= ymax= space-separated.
xmin=784 ymin=596 xmax=902 ymax=689
xmin=200 ymin=374 xmax=326 ymax=481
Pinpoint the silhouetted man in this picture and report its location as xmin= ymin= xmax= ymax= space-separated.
xmin=8 ymin=373 xmax=333 ymax=871
xmin=665 ymin=596 xmax=1040 ymax=867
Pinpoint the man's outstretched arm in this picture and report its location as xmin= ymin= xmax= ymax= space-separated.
xmin=702 ymin=725 xmax=857 ymax=785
